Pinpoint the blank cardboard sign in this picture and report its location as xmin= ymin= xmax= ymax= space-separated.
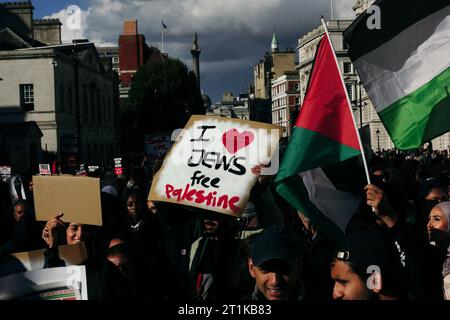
xmin=33 ymin=175 xmax=102 ymax=226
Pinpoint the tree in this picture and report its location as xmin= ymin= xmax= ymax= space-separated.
xmin=122 ymin=58 xmax=204 ymax=144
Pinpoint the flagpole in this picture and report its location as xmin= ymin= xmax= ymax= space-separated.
xmin=320 ymin=17 xmax=371 ymax=185
xmin=331 ymin=0 xmax=333 ymax=20
xmin=161 ymin=28 xmax=164 ymax=53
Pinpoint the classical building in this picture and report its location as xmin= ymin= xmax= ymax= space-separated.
xmin=0 ymin=2 xmax=119 ymax=171
xmin=252 ymin=32 xmax=297 ymax=124
xmin=0 ymin=1 xmax=61 ymax=47
xmin=253 ymin=32 xmax=296 ymax=100
xmin=271 ymin=71 xmax=300 ymax=137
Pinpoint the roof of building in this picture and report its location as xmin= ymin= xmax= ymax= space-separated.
xmin=0 ymin=27 xmax=31 ymax=50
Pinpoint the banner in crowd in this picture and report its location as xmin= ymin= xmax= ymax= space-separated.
xmin=149 ymin=115 xmax=282 ymax=216
xmin=0 ymin=266 xmax=88 ymax=300
xmin=33 ymin=175 xmax=102 ymax=226
xmin=343 ymin=0 xmax=450 ymax=150
xmin=144 ymin=133 xmax=172 ymax=164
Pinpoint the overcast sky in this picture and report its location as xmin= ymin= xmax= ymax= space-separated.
xmin=36 ymin=0 xmax=357 ymax=103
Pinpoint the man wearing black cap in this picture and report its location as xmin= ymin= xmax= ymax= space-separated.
xmin=245 ymin=225 xmax=305 ymax=300
xmin=331 ymin=227 xmax=409 ymax=300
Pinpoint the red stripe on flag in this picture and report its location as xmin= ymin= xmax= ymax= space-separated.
xmin=295 ymin=33 xmax=360 ymax=151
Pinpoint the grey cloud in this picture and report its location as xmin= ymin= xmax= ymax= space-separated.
xmin=52 ymin=0 xmax=358 ymax=102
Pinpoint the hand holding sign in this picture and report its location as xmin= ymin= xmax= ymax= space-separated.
xmin=42 ymin=213 xmax=65 ymax=248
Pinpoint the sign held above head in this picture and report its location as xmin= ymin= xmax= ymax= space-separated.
xmin=33 ymin=175 xmax=102 ymax=226
xmin=149 ymin=115 xmax=282 ymax=216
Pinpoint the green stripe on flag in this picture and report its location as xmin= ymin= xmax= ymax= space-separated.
xmin=379 ymin=66 xmax=450 ymax=150
xmin=275 ymin=126 xmax=361 ymax=183
xmin=276 ymin=174 xmax=345 ymax=242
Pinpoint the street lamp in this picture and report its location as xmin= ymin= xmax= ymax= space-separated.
xmin=376 ymin=128 xmax=381 ymax=152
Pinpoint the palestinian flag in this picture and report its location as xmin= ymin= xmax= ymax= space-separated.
xmin=343 ymin=0 xmax=450 ymax=150
xmin=275 ymin=32 xmax=366 ymax=242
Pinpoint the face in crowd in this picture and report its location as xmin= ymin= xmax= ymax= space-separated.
xmin=425 ymin=187 xmax=448 ymax=202
xmin=203 ymin=219 xmax=219 ymax=234
xmin=248 ymin=258 xmax=300 ymax=300
xmin=66 ymin=222 xmax=85 ymax=245
xmin=127 ymin=194 xmax=144 ymax=222
xmin=427 ymin=202 xmax=450 ymax=243
xmin=331 ymin=260 xmax=376 ymax=300
xmin=13 ymin=202 xmax=27 ymax=222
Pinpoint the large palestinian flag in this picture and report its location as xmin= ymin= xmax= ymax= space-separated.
xmin=275 ymin=32 xmax=366 ymax=242
xmin=344 ymin=0 xmax=450 ymax=150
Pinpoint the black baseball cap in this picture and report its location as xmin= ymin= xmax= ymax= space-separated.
xmin=334 ymin=227 xmax=410 ymax=291
xmin=250 ymin=225 xmax=303 ymax=267
xmin=335 ymin=227 xmax=403 ymax=269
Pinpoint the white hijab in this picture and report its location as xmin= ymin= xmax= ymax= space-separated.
xmin=436 ymin=201 xmax=450 ymax=232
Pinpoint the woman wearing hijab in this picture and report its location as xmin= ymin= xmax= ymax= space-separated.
xmin=427 ymin=201 xmax=450 ymax=248
xmin=433 ymin=202 xmax=450 ymax=300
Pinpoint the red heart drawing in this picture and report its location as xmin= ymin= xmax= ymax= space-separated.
xmin=222 ymin=129 xmax=255 ymax=154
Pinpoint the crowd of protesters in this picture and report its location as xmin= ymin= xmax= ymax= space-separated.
xmin=0 ymin=146 xmax=449 ymax=300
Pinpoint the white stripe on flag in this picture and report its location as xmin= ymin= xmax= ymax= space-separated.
xmin=354 ymin=6 xmax=450 ymax=112
xmin=299 ymin=168 xmax=361 ymax=232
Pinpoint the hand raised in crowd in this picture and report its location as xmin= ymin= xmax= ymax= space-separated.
xmin=42 ymin=213 xmax=64 ymax=248
xmin=251 ymin=163 xmax=272 ymax=186
xmin=365 ymin=184 xmax=399 ymax=228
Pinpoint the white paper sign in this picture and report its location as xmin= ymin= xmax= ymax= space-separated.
xmin=148 ymin=115 xmax=282 ymax=216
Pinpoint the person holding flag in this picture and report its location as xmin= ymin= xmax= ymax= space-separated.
xmin=275 ymin=18 xmax=370 ymax=242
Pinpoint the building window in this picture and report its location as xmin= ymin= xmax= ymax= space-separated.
xmin=345 ymin=83 xmax=354 ymax=101
xmin=112 ymin=57 xmax=119 ymax=64
xmin=20 ymin=84 xmax=34 ymax=111
xmin=295 ymin=97 xmax=300 ymax=105
xmin=343 ymin=62 xmax=353 ymax=74
xmin=294 ymin=83 xmax=300 ymax=92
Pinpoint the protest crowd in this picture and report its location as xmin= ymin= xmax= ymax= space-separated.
xmin=0 ymin=0 xmax=449 ymax=303
xmin=0 ymin=146 xmax=449 ymax=301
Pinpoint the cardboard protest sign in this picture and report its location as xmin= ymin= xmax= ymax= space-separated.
xmin=149 ymin=115 xmax=282 ymax=216
xmin=0 ymin=266 xmax=88 ymax=300
xmin=11 ymin=242 xmax=87 ymax=271
xmin=33 ymin=175 xmax=102 ymax=226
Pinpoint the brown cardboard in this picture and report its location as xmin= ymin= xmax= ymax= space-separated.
xmin=33 ymin=175 xmax=102 ymax=226
xmin=11 ymin=242 xmax=88 ymax=271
